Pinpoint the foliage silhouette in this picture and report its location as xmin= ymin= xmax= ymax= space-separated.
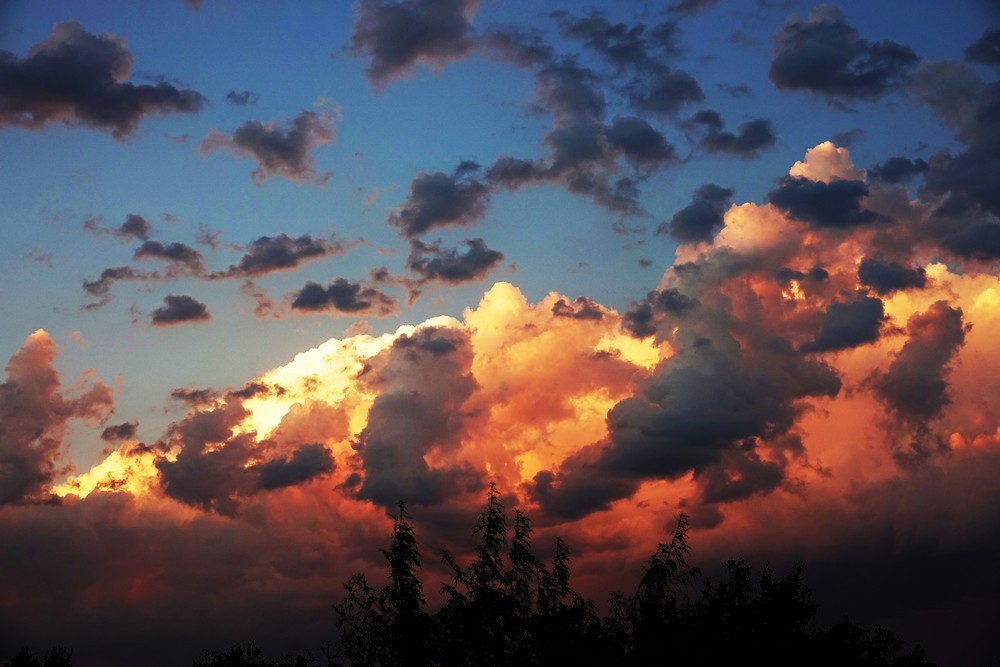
xmin=191 ymin=641 xmax=317 ymax=667
xmin=332 ymin=486 xmax=936 ymax=667
xmin=3 ymin=647 xmax=72 ymax=667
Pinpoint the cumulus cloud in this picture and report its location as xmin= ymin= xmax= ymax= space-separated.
xmin=869 ymin=156 xmax=929 ymax=183
xmin=213 ymin=234 xmax=347 ymax=278
xmin=965 ymin=28 xmax=1000 ymax=68
xmin=767 ymin=177 xmax=885 ymax=228
xmin=351 ymin=0 xmax=480 ymax=86
xmin=200 ymin=109 xmax=336 ymax=185
xmin=687 ymin=110 xmax=776 ymax=158
xmin=0 ymin=330 xmax=113 ymax=504
xmin=389 ymin=164 xmax=490 ymax=238
xmin=290 ymin=278 xmax=397 ymax=316
xmin=150 ymin=294 xmax=211 ymax=326
xmin=769 ymin=5 xmax=918 ymax=101
xmin=801 ymin=296 xmax=886 ymax=353
xmin=406 ymin=237 xmax=504 ymax=284
xmin=83 ymin=213 xmax=154 ymax=241
xmin=0 ymin=21 xmax=205 ymax=138
xmin=225 ymin=89 xmax=259 ymax=106
xmin=658 ymin=183 xmax=734 ymax=243
xmin=858 ymin=258 xmax=927 ymax=295
xmin=101 ymin=421 xmax=139 ymax=442
xmin=134 ymin=240 xmax=206 ymax=272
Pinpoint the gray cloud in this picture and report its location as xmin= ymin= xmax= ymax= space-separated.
xmin=389 ymin=165 xmax=490 ymax=238
xmin=351 ymin=0 xmax=479 ymax=86
xmin=200 ymin=109 xmax=336 ymax=185
xmin=0 ymin=21 xmax=205 ymax=138
xmin=658 ymin=183 xmax=734 ymax=243
xmin=405 ymin=237 xmax=504 ymax=284
xmin=290 ymin=278 xmax=397 ymax=316
xmin=150 ymin=294 xmax=211 ymax=326
xmin=801 ymin=296 xmax=886 ymax=353
xmin=769 ymin=6 xmax=918 ymax=101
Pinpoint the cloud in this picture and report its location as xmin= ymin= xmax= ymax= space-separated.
xmin=0 ymin=330 xmax=113 ymax=504
xmin=82 ymin=266 xmax=161 ymax=310
xmin=350 ymin=0 xmax=479 ymax=86
xmin=872 ymin=301 xmax=967 ymax=427
xmin=150 ymin=294 xmax=211 ymax=326
xmin=627 ymin=65 xmax=704 ymax=115
xmin=255 ymin=443 xmax=335 ymax=490
xmin=213 ymin=234 xmax=347 ymax=278
xmin=668 ymin=0 xmax=719 ymax=14
xmin=858 ymin=258 xmax=927 ymax=295
xmin=687 ymin=110 xmax=776 ymax=158
xmin=200 ymin=109 xmax=336 ymax=185
xmin=801 ymin=296 xmax=886 ymax=353
xmin=83 ymin=213 xmax=154 ymax=241
xmin=621 ymin=287 xmax=699 ymax=338
xmin=406 ymin=238 xmax=504 ymax=284
xmin=552 ymin=296 xmax=605 ymax=320
xmin=225 ymin=89 xmax=259 ymax=106
xmin=658 ymin=183 xmax=734 ymax=243
xmin=869 ymin=156 xmax=929 ymax=183
xmin=767 ymin=177 xmax=886 ymax=228
xmin=965 ymin=28 xmax=1000 ymax=68
xmin=0 ymin=21 xmax=205 ymax=138
xmin=769 ymin=5 xmax=918 ymax=101
xmin=101 ymin=421 xmax=139 ymax=442
xmin=388 ymin=165 xmax=490 ymax=238
xmin=134 ymin=241 xmax=206 ymax=272
xmin=290 ymin=278 xmax=397 ymax=316
xmin=355 ymin=326 xmax=481 ymax=507
xmin=604 ymin=115 xmax=676 ymax=167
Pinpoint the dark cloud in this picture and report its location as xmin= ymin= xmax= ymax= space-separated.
xmin=0 ymin=21 xmax=205 ymax=138
xmin=668 ymin=0 xmax=719 ymax=14
xmin=831 ymin=127 xmax=865 ymax=147
xmin=689 ymin=110 xmax=776 ymax=158
xmin=769 ymin=6 xmax=918 ymax=101
xmin=82 ymin=266 xmax=159 ymax=310
xmin=622 ymin=288 xmax=699 ymax=338
xmin=83 ymin=213 xmax=154 ymax=241
xmin=134 ymin=241 xmax=205 ymax=272
xmin=767 ymin=176 xmax=886 ymax=228
xmin=481 ymin=26 xmax=555 ymax=68
xmin=535 ymin=59 xmax=606 ymax=120
xmin=150 ymin=294 xmax=210 ymax=326
xmin=658 ymin=183 xmax=734 ymax=243
xmin=627 ymin=65 xmax=704 ymax=115
xmin=556 ymin=14 xmax=652 ymax=70
xmin=0 ymin=331 xmax=113 ymax=504
xmin=225 ymin=89 xmax=259 ymax=106
xmin=200 ymin=109 xmax=336 ymax=185
xmin=388 ymin=166 xmax=490 ymax=238
xmin=350 ymin=0 xmax=478 ymax=86
xmin=406 ymin=237 xmax=504 ymax=284
xmin=698 ymin=443 xmax=784 ymax=504
xmin=290 ymin=278 xmax=397 ymax=316
xmin=801 ymin=296 xmax=886 ymax=353
xmin=213 ymin=234 xmax=345 ymax=278
xmin=170 ymin=387 xmax=218 ymax=406
xmin=534 ymin=332 xmax=840 ymax=518
xmin=869 ymin=156 xmax=928 ymax=183
xmin=858 ymin=258 xmax=927 ymax=295
xmin=939 ymin=222 xmax=1000 ymax=261
xmin=604 ymin=115 xmax=676 ymax=167
xmin=254 ymin=443 xmax=335 ymax=490
xmin=717 ymin=83 xmax=752 ymax=98
xmin=100 ymin=421 xmax=138 ymax=442
xmin=356 ymin=326 xmax=481 ymax=508
xmin=872 ymin=301 xmax=967 ymax=427
xmin=965 ymin=28 xmax=1000 ymax=67
xmin=552 ymin=296 xmax=604 ymax=320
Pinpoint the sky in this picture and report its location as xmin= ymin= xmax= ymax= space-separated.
xmin=1 ymin=0 xmax=999 ymax=664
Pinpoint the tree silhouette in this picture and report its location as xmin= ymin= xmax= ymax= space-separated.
xmin=331 ymin=486 xmax=935 ymax=667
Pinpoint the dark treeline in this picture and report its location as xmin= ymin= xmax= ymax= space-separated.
xmin=330 ymin=484 xmax=934 ymax=667
xmin=3 ymin=485 xmax=937 ymax=667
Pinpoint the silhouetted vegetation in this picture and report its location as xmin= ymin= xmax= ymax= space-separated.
xmin=1 ymin=487 xmax=937 ymax=667
xmin=332 ymin=484 xmax=935 ymax=666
